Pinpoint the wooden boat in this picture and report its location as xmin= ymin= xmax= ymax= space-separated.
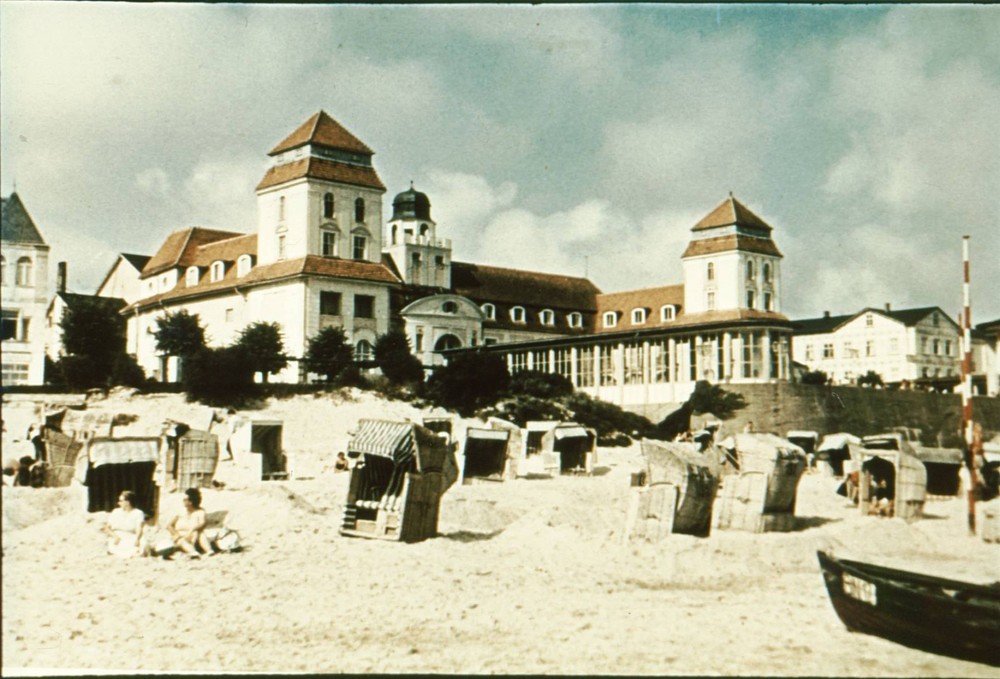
xmin=817 ymin=550 xmax=1000 ymax=666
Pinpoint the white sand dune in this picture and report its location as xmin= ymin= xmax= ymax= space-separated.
xmin=2 ymin=390 xmax=998 ymax=676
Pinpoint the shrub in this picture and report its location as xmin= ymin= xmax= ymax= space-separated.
xmin=687 ymin=380 xmax=747 ymax=419
xmin=303 ymin=327 xmax=355 ymax=383
xmin=801 ymin=370 xmax=829 ymax=386
xmin=485 ymin=395 xmax=569 ymax=427
xmin=506 ymin=370 xmax=574 ymax=399
xmin=374 ymin=331 xmax=424 ymax=385
xmin=857 ymin=370 xmax=884 ymax=388
xmin=182 ymin=346 xmax=258 ymax=407
xmin=562 ymin=392 xmax=654 ymax=445
xmin=421 ymin=352 xmax=510 ymax=416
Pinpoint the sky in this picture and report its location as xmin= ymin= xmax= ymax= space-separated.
xmin=2 ymin=3 xmax=998 ymax=323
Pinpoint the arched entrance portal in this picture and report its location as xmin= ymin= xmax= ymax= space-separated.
xmin=434 ymin=334 xmax=462 ymax=351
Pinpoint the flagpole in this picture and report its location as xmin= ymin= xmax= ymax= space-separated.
xmin=961 ymin=235 xmax=976 ymax=534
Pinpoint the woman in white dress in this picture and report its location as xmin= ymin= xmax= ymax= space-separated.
xmin=102 ymin=490 xmax=146 ymax=558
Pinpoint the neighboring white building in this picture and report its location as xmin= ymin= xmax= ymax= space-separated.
xmin=791 ymin=306 xmax=962 ymax=386
xmin=1 ymin=193 xmax=50 ymax=385
xmin=96 ymin=253 xmax=151 ymax=305
xmin=973 ymin=319 xmax=1000 ymax=396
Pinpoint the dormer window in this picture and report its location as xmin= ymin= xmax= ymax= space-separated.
xmin=661 ymin=305 xmax=676 ymax=321
xmin=631 ymin=308 xmax=646 ymax=325
xmin=210 ymin=261 xmax=225 ymax=283
xmin=481 ymin=303 xmax=496 ymax=320
xmin=603 ymin=312 xmax=618 ymax=328
xmin=540 ymin=309 xmax=555 ymax=326
xmin=185 ymin=266 xmax=199 ymax=287
xmin=510 ymin=306 xmax=526 ymax=323
xmin=237 ymin=255 xmax=252 ymax=277
xmin=442 ymin=301 xmax=458 ymax=314
xmin=323 ymin=192 xmax=335 ymax=219
xmin=746 ymin=260 xmax=755 ymax=280
xmin=568 ymin=312 xmax=583 ymax=328
xmin=354 ymin=197 xmax=365 ymax=223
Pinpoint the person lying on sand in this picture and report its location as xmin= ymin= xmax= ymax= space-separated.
xmin=102 ymin=490 xmax=146 ymax=558
xmin=165 ymin=488 xmax=214 ymax=559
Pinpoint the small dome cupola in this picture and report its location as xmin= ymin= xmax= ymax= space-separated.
xmin=391 ymin=182 xmax=432 ymax=221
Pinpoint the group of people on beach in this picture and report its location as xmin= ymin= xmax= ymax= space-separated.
xmin=103 ymin=487 xmax=215 ymax=560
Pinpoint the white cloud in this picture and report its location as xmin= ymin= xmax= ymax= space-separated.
xmin=421 ymin=170 xmax=517 ymax=232
xmin=136 ymin=168 xmax=171 ymax=197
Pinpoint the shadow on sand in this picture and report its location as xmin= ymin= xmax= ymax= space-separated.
xmin=439 ymin=529 xmax=506 ymax=542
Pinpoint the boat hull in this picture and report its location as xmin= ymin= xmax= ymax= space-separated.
xmin=817 ymin=551 xmax=1000 ymax=666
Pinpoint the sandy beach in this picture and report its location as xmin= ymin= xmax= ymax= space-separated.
xmin=2 ymin=389 xmax=998 ymax=676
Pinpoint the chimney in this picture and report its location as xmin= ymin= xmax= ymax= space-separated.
xmin=57 ymin=261 xmax=67 ymax=293
xmin=885 ymin=302 xmax=891 ymax=312
xmin=823 ymin=310 xmax=830 ymax=319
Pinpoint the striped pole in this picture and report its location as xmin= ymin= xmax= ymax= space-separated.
xmin=961 ymin=235 xmax=976 ymax=534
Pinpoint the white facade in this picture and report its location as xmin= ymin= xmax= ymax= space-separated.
xmin=96 ymin=254 xmax=149 ymax=305
xmin=1 ymin=194 xmax=50 ymax=385
xmin=683 ymin=237 xmax=782 ymax=314
xmin=792 ymin=307 xmax=962 ymax=385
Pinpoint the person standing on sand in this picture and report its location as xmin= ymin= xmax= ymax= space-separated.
xmin=166 ymin=488 xmax=213 ymax=559
xmin=103 ymin=490 xmax=146 ymax=558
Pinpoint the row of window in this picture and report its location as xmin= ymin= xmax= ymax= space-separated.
xmin=279 ymin=194 xmax=367 ymax=224
xmin=702 ymin=290 xmax=774 ymax=312
xmin=805 ymin=336 xmax=955 ymax=361
xmin=603 ymin=305 xmax=677 ymax=329
xmin=478 ymin=303 xmax=584 ymax=328
xmin=319 ymin=291 xmax=375 ymax=319
xmin=276 ymin=231 xmax=368 ymax=261
xmin=0 ymin=256 xmax=34 ymax=287
xmin=705 ymin=260 xmax=774 ymax=283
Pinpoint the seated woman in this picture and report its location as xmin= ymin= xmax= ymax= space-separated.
xmin=103 ymin=490 xmax=146 ymax=558
xmin=166 ymin=488 xmax=213 ymax=559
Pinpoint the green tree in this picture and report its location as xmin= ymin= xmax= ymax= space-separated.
xmin=373 ymin=331 xmax=424 ymax=384
xmin=303 ymin=326 xmax=355 ymax=383
xmin=422 ymin=352 xmax=510 ymax=416
xmin=153 ymin=310 xmax=206 ymax=381
xmin=234 ymin=322 xmax=288 ymax=383
xmin=55 ymin=296 xmax=142 ymax=389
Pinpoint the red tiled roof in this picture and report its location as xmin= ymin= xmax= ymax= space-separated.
xmin=256 ymin=157 xmax=386 ymax=192
xmin=268 ymin=111 xmax=374 ymax=156
xmin=596 ymin=284 xmax=684 ymax=333
xmin=129 ymin=254 xmax=400 ymax=311
xmin=693 ymin=195 xmax=774 ymax=232
xmin=142 ymin=227 xmax=245 ymax=277
xmin=682 ymin=234 xmax=783 ymax=258
xmin=451 ymin=261 xmax=600 ymax=310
